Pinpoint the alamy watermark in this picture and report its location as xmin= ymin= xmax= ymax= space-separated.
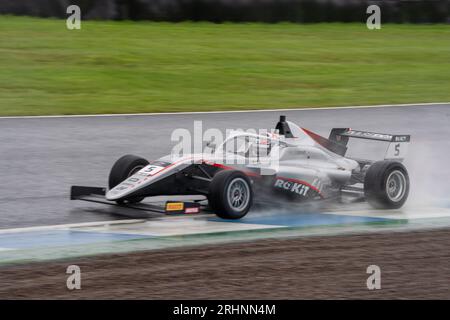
xmin=66 ymin=265 xmax=81 ymax=290
xmin=66 ymin=5 xmax=81 ymax=30
xmin=367 ymin=5 xmax=381 ymax=30
xmin=366 ymin=265 xmax=381 ymax=290
xmin=66 ymin=4 xmax=379 ymax=31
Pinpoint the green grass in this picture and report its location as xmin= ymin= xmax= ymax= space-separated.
xmin=0 ymin=16 xmax=449 ymax=116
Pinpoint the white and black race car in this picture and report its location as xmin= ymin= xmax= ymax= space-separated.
xmin=71 ymin=116 xmax=410 ymax=219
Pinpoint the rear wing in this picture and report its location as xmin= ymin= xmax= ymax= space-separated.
xmin=329 ymin=128 xmax=410 ymax=160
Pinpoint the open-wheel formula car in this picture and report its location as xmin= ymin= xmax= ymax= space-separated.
xmin=71 ymin=116 xmax=410 ymax=219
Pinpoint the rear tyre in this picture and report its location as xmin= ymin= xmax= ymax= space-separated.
xmin=364 ymin=160 xmax=409 ymax=209
xmin=108 ymin=154 xmax=149 ymax=204
xmin=209 ymin=170 xmax=253 ymax=219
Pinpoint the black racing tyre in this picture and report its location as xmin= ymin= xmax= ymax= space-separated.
xmin=209 ymin=170 xmax=253 ymax=219
xmin=364 ymin=160 xmax=409 ymax=209
xmin=108 ymin=154 xmax=149 ymax=204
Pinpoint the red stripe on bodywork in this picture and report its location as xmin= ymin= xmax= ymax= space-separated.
xmin=159 ymin=157 xmax=195 ymax=172
xmin=143 ymin=157 xmax=196 ymax=181
xmin=301 ymin=128 xmax=333 ymax=149
xmin=209 ymin=163 xmax=261 ymax=177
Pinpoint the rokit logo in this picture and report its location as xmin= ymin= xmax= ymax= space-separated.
xmin=346 ymin=130 xmax=392 ymax=141
xmin=274 ymin=179 xmax=310 ymax=196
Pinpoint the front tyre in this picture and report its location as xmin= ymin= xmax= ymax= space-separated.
xmin=364 ymin=160 xmax=409 ymax=209
xmin=209 ymin=170 xmax=253 ymax=219
xmin=108 ymin=154 xmax=149 ymax=204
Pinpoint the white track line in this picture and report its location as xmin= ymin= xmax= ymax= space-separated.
xmin=0 ymin=102 xmax=448 ymax=120
xmin=0 ymin=219 xmax=145 ymax=234
xmin=0 ymin=213 xmax=213 ymax=235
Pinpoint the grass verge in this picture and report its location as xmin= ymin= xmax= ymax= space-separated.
xmin=0 ymin=16 xmax=449 ymax=116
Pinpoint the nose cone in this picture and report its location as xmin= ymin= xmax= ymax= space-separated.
xmin=106 ymin=182 xmax=133 ymax=201
xmin=106 ymin=188 xmax=121 ymax=201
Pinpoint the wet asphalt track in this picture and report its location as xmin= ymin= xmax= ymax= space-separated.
xmin=0 ymin=104 xmax=449 ymax=229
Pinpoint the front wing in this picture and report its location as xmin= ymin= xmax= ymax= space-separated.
xmin=70 ymin=186 xmax=203 ymax=215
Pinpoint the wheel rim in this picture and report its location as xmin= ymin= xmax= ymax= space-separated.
xmin=386 ymin=170 xmax=407 ymax=202
xmin=226 ymin=178 xmax=250 ymax=211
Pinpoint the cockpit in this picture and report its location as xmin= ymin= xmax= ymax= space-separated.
xmin=219 ymin=132 xmax=277 ymax=159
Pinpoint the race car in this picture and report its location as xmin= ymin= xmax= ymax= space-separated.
xmin=71 ymin=116 xmax=410 ymax=219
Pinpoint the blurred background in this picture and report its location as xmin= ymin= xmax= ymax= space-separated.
xmin=1 ymin=0 xmax=449 ymax=22
xmin=0 ymin=1 xmax=449 ymax=116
